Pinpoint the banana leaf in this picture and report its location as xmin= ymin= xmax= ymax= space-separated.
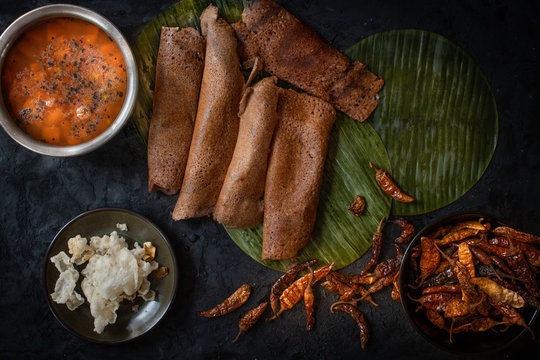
xmin=347 ymin=30 xmax=498 ymax=215
xmin=132 ymin=0 xmax=391 ymax=272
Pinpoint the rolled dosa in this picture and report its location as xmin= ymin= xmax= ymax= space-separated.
xmin=262 ymin=88 xmax=336 ymax=260
xmin=172 ymin=5 xmax=244 ymax=220
xmin=214 ymin=76 xmax=279 ymax=228
xmin=233 ymin=0 xmax=384 ymax=122
xmin=147 ymin=27 xmax=204 ymax=194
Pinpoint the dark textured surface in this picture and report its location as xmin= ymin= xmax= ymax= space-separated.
xmin=0 ymin=0 xmax=539 ymax=359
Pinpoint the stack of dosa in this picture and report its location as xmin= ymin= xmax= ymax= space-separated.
xmin=147 ymin=2 xmax=380 ymax=261
xmin=262 ymin=88 xmax=336 ymax=260
xmin=172 ymin=5 xmax=245 ymax=220
xmin=147 ymin=27 xmax=204 ymax=194
xmin=233 ymin=0 xmax=384 ymax=122
xmin=214 ymin=76 xmax=279 ymax=228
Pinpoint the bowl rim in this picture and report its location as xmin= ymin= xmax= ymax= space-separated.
xmin=42 ymin=207 xmax=178 ymax=344
xmin=397 ymin=211 xmax=538 ymax=354
xmin=0 ymin=4 xmax=138 ymax=157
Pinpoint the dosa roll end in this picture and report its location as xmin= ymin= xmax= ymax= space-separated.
xmin=172 ymin=5 xmax=244 ymax=220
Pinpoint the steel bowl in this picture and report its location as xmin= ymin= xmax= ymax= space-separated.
xmin=398 ymin=212 xmax=538 ymax=353
xmin=0 ymin=4 xmax=138 ymax=156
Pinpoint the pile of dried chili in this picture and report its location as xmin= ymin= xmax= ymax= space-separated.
xmin=317 ymin=217 xmax=415 ymax=350
xmin=405 ymin=217 xmax=539 ymax=342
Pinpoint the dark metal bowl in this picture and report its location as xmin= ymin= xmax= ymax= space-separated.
xmin=398 ymin=212 xmax=538 ymax=354
xmin=43 ymin=208 xmax=178 ymax=343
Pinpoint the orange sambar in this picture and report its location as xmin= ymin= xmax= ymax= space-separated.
xmin=2 ymin=18 xmax=127 ymax=146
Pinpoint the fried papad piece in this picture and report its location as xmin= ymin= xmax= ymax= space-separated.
xmin=233 ymin=0 xmax=384 ymax=122
xmin=214 ymin=76 xmax=279 ymax=228
xmin=172 ymin=5 xmax=244 ymax=220
xmin=262 ymin=88 xmax=336 ymax=260
xmin=147 ymin=27 xmax=204 ymax=194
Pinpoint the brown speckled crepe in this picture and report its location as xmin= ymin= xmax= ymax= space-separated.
xmin=147 ymin=27 xmax=204 ymax=194
xmin=214 ymin=77 xmax=279 ymax=228
xmin=172 ymin=5 xmax=244 ymax=220
xmin=262 ymin=88 xmax=336 ymax=260
xmin=233 ymin=0 xmax=384 ymax=122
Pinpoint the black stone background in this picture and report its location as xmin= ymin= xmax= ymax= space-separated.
xmin=1 ymin=0 xmax=539 ymax=358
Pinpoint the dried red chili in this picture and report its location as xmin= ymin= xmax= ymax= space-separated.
xmin=457 ymin=242 xmax=476 ymax=278
xmin=411 ymin=293 xmax=459 ymax=312
xmin=332 ymin=303 xmax=370 ymax=350
xmin=348 ymin=273 xmax=377 ymax=285
xmin=518 ymin=242 xmax=540 ymax=267
xmin=369 ymin=162 xmax=414 ymax=203
xmin=390 ymin=218 xmax=415 ymax=244
xmin=304 ymin=267 xmax=315 ymax=331
xmin=348 ymin=195 xmax=366 ymax=217
xmin=232 ymin=302 xmax=268 ymax=343
xmin=494 ymin=278 xmax=540 ymax=311
xmin=470 ymin=277 xmax=525 ymax=308
xmin=374 ymin=244 xmax=404 ymax=279
xmin=470 ymin=238 xmax=519 ymax=258
xmin=506 ymin=252 xmax=540 ymax=297
xmin=269 ymin=259 xmax=318 ymax=317
xmin=421 ymin=284 xmax=462 ymax=295
xmin=419 ymin=237 xmax=440 ymax=281
xmin=468 ymin=245 xmax=492 ymax=265
xmin=411 ymin=245 xmax=422 ymax=259
xmin=437 ymin=228 xmax=480 ymax=246
xmin=489 ymin=237 xmax=511 ymax=247
xmin=391 ymin=271 xmax=400 ymax=301
xmin=489 ymin=255 xmax=515 ymax=276
xmin=275 ymin=263 xmax=334 ymax=318
xmin=321 ymin=273 xmax=378 ymax=306
xmin=428 ymin=225 xmax=452 ymax=239
xmin=449 ymin=220 xmax=487 ymax=232
xmin=422 ymin=267 xmax=457 ymax=288
xmin=360 ymin=217 xmax=385 ymax=275
xmin=355 ymin=271 xmax=396 ymax=301
xmin=443 ymin=298 xmax=469 ymax=318
xmin=425 ymin=309 xmax=445 ymax=329
xmin=451 ymin=317 xmax=504 ymax=333
xmin=198 ymin=284 xmax=252 ymax=318
xmin=488 ymin=297 xmax=535 ymax=339
xmin=492 ymin=226 xmax=540 ymax=244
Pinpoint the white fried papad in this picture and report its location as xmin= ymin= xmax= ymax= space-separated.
xmin=50 ymin=251 xmax=85 ymax=310
xmin=67 ymin=235 xmax=95 ymax=265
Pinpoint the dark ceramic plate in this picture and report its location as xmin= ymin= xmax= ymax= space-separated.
xmin=398 ymin=212 xmax=538 ymax=354
xmin=43 ymin=208 xmax=178 ymax=344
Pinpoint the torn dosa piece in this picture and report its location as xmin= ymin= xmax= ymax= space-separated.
xmin=147 ymin=27 xmax=205 ymax=194
xmin=262 ymin=89 xmax=336 ymax=260
xmin=172 ymin=5 xmax=244 ymax=220
xmin=233 ymin=0 xmax=384 ymax=122
xmin=214 ymin=76 xmax=279 ymax=228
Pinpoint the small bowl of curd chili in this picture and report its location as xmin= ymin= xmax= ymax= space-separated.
xmin=0 ymin=4 xmax=137 ymax=156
